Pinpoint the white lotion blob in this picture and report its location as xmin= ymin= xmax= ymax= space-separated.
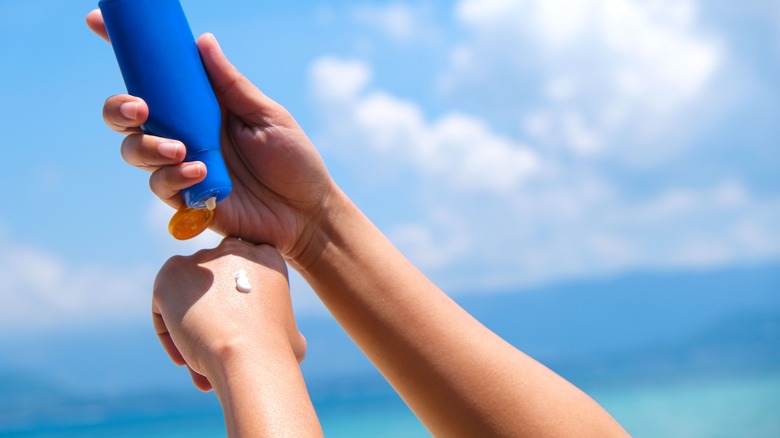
xmin=235 ymin=269 xmax=251 ymax=293
xmin=206 ymin=196 xmax=217 ymax=211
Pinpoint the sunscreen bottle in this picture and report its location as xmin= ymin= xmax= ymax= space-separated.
xmin=98 ymin=0 xmax=232 ymax=209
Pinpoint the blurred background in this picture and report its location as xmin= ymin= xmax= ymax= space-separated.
xmin=1 ymin=0 xmax=779 ymax=436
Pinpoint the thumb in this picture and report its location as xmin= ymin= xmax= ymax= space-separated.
xmin=197 ymin=32 xmax=282 ymax=126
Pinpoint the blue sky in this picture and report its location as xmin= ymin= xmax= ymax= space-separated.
xmin=0 ymin=0 xmax=778 ymax=335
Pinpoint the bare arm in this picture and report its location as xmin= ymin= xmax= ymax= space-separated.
xmin=207 ymin=339 xmax=319 ymax=437
xmin=292 ymin=188 xmax=628 ymax=437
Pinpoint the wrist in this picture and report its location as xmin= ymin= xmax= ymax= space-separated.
xmin=286 ymin=183 xmax=353 ymax=273
xmin=202 ymin=331 xmax=296 ymax=385
xmin=205 ymin=337 xmax=318 ymax=438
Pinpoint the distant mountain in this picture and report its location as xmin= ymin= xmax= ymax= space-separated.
xmin=548 ymin=310 xmax=780 ymax=388
xmin=299 ymin=262 xmax=780 ymax=383
xmin=457 ymin=262 xmax=780 ymax=359
xmin=1 ymin=262 xmax=778 ymax=405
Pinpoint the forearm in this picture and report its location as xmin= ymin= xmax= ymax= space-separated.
xmin=208 ymin=341 xmax=323 ymax=438
xmin=294 ymin=188 xmax=627 ymax=437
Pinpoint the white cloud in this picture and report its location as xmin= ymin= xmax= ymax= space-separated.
xmin=392 ymin=175 xmax=779 ymax=291
xmin=561 ymin=110 xmax=603 ymax=155
xmin=310 ymin=57 xmax=372 ymax=104
xmin=306 ymin=1 xmax=779 ymax=291
xmin=449 ymin=0 xmax=724 ymax=164
xmin=353 ymin=3 xmax=415 ymax=41
xmin=545 ymin=76 xmax=578 ymax=102
xmin=565 ymin=183 xmax=773 ymax=280
xmin=734 ymin=220 xmax=777 ymax=257
xmin=586 ymin=233 xmax=637 ymax=262
xmin=620 ymin=182 xmax=752 ymax=226
xmin=455 ymin=0 xmax=524 ymax=29
xmin=428 ymin=114 xmax=539 ymax=191
xmin=353 ymin=91 xmax=425 ymax=153
xmin=712 ymin=181 xmax=747 ymax=208
xmin=632 ymin=189 xmax=699 ymax=223
xmin=673 ymin=240 xmax=733 ymax=268
xmin=0 ymin=233 xmax=151 ymax=331
xmin=351 ymin=3 xmax=437 ymax=43
xmin=310 ymin=57 xmax=540 ymax=193
xmin=582 ymin=182 xmax=778 ymax=272
xmin=389 ymin=210 xmax=472 ymax=269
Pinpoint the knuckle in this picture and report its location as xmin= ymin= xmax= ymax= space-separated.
xmin=149 ymin=167 xmax=175 ymax=196
xmin=192 ymin=247 xmax=215 ymax=259
xmin=148 ymin=170 xmax=161 ymax=193
xmin=149 ymin=168 xmax=168 ymax=199
xmin=102 ymin=94 xmax=123 ymax=121
xmin=163 ymin=254 xmax=188 ymax=270
xmin=255 ymin=243 xmax=277 ymax=256
xmin=102 ymin=94 xmax=118 ymax=111
xmin=119 ymin=134 xmax=138 ymax=164
xmin=217 ymin=237 xmax=249 ymax=255
xmin=154 ymin=255 xmax=188 ymax=294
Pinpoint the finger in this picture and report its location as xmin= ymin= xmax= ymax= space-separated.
xmin=152 ymin=310 xmax=187 ymax=366
xmin=188 ymin=366 xmax=214 ymax=392
xmin=86 ymin=9 xmax=109 ymax=43
xmin=121 ymin=134 xmax=186 ymax=172
xmin=103 ymin=95 xmax=149 ymax=134
xmin=196 ymin=33 xmax=283 ymax=125
xmin=149 ymin=162 xmax=207 ymax=207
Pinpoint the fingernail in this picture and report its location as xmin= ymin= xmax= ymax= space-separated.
xmin=158 ymin=142 xmax=183 ymax=160
xmin=200 ymin=33 xmax=223 ymax=60
xmin=181 ymin=162 xmax=205 ymax=179
xmin=204 ymin=32 xmax=219 ymax=49
xmin=120 ymin=102 xmax=139 ymax=120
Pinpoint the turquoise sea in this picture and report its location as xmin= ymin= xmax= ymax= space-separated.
xmin=2 ymin=372 xmax=778 ymax=437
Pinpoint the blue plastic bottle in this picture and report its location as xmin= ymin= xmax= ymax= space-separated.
xmin=98 ymin=0 xmax=232 ymax=209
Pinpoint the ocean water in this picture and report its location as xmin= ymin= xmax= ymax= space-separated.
xmin=2 ymin=373 xmax=778 ymax=437
xmin=591 ymin=373 xmax=780 ymax=438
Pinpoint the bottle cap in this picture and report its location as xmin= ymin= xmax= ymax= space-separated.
xmin=168 ymin=200 xmax=216 ymax=240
